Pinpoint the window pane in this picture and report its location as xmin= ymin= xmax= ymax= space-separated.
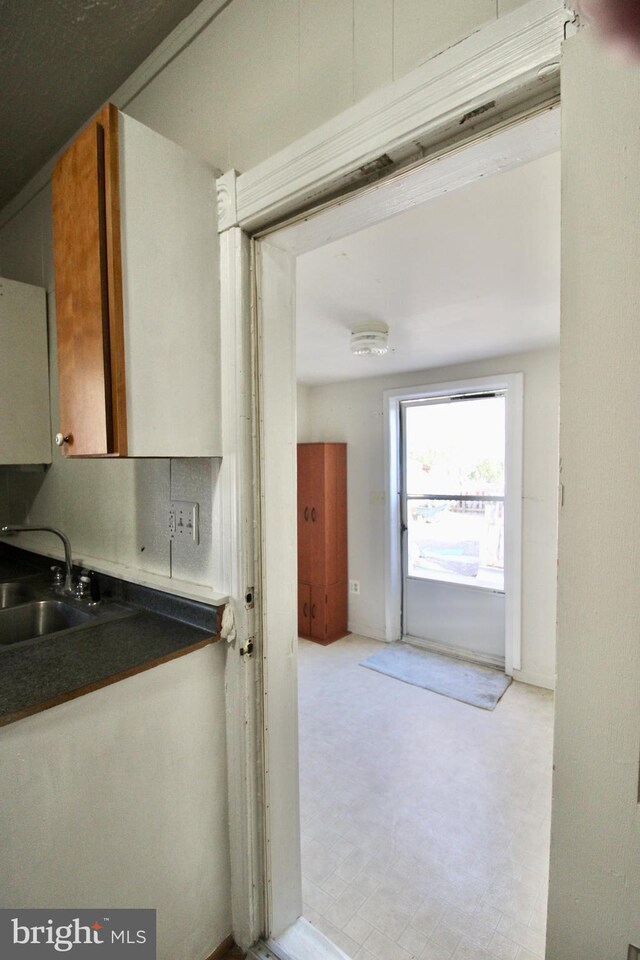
xmin=405 ymin=395 xmax=505 ymax=497
xmin=407 ymin=497 xmax=504 ymax=590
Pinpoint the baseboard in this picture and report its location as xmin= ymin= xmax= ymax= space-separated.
xmin=347 ymin=621 xmax=387 ymax=642
xmin=402 ymin=633 xmax=505 ymax=670
xmin=205 ymin=934 xmax=242 ymax=960
xmin=512 ymin=669 xmax=555 ymax=691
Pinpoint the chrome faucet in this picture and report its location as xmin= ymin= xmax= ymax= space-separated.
xmin=0 ymin=525 xmax=75 ymax=595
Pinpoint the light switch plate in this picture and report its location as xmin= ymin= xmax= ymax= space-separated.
xmin=169 ymin=500 xmax=199 ymax=544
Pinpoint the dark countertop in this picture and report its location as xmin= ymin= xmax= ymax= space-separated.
xmin=0 ymin=544 xmax=223 ymax=728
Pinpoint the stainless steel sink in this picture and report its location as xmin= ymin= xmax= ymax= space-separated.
xmin=0 ymin=600 xmax=95 ymax=646
xmin=0 ymin=581 xmax=38 ymax=609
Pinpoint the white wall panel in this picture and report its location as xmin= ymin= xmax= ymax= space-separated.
xmin=354 ymin=0 xmax=394 ymax=101
xmin=393 ymin=0 xmax=496 ymax=79
xmin=548 ymin=29 xmax=640 ymax=958
xmin=0 ymin=646 xmax=232 ymax=960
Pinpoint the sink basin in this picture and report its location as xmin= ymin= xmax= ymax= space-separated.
xmin=0 ymin=581 xmax=38 ymax=609
xmin=0 ymin=600 xmax=94 ymax=646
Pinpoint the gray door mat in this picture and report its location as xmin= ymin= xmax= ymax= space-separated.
xmin=360 ymin=641 xmax=512 ymax=710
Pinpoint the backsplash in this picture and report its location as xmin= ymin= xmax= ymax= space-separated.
xmin=1 ymin=457 xmax=221 ymax=591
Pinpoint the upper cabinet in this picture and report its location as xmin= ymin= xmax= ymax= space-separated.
xmin=51 ymin=104 xmax=220 ymax=458
xmin=0 ymin=277 xmax=51 ymax=464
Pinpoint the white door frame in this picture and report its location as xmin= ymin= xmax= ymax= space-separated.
xmin=384 ymin=374 xmax=524 ymax=674
xmin=216 ymin=1 xmax=567 ymax=950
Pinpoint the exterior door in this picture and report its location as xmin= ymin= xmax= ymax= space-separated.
xmin=401 ymin=390 xmax=507 ymax=664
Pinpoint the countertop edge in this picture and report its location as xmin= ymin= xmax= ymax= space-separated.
xmin=0 ymin=634 xmax=216 ymax=728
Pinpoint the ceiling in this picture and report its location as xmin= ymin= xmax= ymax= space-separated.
xmin=0 ymin=0 xmax=209 ymax=211
xmin=296 ymin=151 xmax=560 ymax=386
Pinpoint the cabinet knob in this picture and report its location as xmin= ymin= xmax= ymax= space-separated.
xmin=55 ymin=432 xmax=72 ymax=447
xmin=311 ymin=508 xmax=317 ymax=522
xmin=303 ymin=602 xmax=308 ymax=617
xmin=304 ymin=507 xmax=309 ymax=521
xmin=311 ymin=604 xmax=317 ymax=619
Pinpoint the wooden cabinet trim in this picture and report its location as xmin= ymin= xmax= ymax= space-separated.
xmin=100 ymin=103 xmax=128 ymax=456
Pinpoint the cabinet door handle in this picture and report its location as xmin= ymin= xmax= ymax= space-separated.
xmin=55 ymin=432 xmax=72 ymax=447
xmin=303 ymin=602 xmax=308 ymax=617
xmin=311 ymin=604 xmax=316 ymax=619
xmin=311 ymin=507 xmax=317 ymax=522
xmin=304 ymin=507 xmax=309 ymax=521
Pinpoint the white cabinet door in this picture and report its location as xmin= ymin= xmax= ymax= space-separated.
xmin=0 ymin=277 xmax=50 ymax=464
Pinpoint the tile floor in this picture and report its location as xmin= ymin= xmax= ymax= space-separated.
xmin=298 ymin=635 xmax=554 ymax=960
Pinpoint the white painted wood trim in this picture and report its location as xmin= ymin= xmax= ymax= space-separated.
xmin=403 ymin=634 xmax=506 ymax=671
xmin=254 ymin=240 xmax=303 ymax=938
xmin=384 ymin=390 xmax=402 ymax=644
xmin=227 ymin=0 xmax=567 ymax=232
xmin=217 ymin=227 xmax=264 ymax=950
xmin=217 ymin=169 xmax=240 ymax=232
xmin=384 ymin=374 xmax=523 ymax=677
xmin=505 ymin=373 xmax=524 ymax=675
xmin=257 ymin=106 xmax=560 ymax=257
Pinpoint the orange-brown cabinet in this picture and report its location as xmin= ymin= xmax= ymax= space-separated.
xmin=51 ymin=103 xmax=220 ymax=458
xmin=297 ymin=443 xmax=348 ymax=644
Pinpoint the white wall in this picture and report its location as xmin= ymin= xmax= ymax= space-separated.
xmin=0 ymin=645 xmax=232 ymax=960
xmin=299 ymin=347 xmax=559 ymax=689
xmin=547 ymin=30 xmax=640 ymax=959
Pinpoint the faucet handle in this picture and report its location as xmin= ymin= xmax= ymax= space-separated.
xmin=50 ymin=565 xmax=64 ymax=587
xmin=75 ymin=575 xmax=91 ymax=600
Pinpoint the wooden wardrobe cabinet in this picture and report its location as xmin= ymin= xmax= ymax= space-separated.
xmin=51 ymin=103 xmax=220 ymax=458
xmin=297 ymin=443 xmax=348 ymax=644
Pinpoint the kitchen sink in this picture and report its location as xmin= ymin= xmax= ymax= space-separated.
xmin=0 ymin=600 xmax=96 ymax=646
xmin=0 ymin=581 xmax=38 ymax=609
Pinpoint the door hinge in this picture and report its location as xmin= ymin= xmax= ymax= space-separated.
xmin=240 ymin=636 xmax=254 ymax=658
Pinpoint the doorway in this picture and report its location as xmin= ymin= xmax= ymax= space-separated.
xmin=218 ymin=15 xmax=566 ymax=941
xmin=290 ymin=149 xmax=556 ymax=955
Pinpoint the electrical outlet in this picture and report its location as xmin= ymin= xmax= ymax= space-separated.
xmin=349 ymin=580 xmax=360 ymax=595
xmin=169 ymin=500 xmax=199 ymax=544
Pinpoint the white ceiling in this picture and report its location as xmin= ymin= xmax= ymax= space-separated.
xmin=296 ymin=151 xmax=560 ymax=386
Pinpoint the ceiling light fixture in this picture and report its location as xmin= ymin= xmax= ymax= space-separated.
xmin=350 ymin=321 xmax=389 ymax=357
